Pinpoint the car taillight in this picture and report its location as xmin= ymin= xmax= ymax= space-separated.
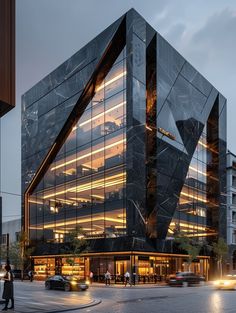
xmin=176 ymin=276 xmax=183 ymax=280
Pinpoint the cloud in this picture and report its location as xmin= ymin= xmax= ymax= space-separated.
xmin=164 ymin=23 xmax=186 ymax=47
xmin=169 ymin=8 xmax=236 ymax=151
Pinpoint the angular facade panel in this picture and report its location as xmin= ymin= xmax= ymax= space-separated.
xmin=22 ymin=9 xmax=226 ymax=281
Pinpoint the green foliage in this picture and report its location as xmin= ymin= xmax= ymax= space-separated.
xmin=174 ymin=232 xmax=202 ymax=268
xmin=65 ymin=258 xmax=75 ymax=267
xmin=212 ymin=237 xmax=228 ymax=261
xmin=65 ymin=226 xmax=88 ymax=258
xmin=0 ymin=231 xmax=34 ymax=270
xmin=64 ymin=227 xmax=88 ymax=272
xmin=212 ymin=237 xmax=228 ymax=277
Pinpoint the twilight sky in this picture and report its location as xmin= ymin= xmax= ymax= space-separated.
xmin=1 ymin=0 xmax=236 ymax=221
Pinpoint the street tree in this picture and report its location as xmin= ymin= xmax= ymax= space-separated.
xmin=64 ymin=226 xmax=88 ymax=274
xmin=212 ymin=237 xmax=228 ymax=278
xmin=0 ymin=231 xmax=34 ymax=280
xmin=174 ymin=232 xmax=202 ymax=271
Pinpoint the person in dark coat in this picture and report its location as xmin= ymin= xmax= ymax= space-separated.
xmin=2 ymin=265 xmax=14 ymax=311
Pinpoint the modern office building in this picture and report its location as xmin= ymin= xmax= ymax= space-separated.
xmin=22 ymin=9 xmax=227 ymax=282
xmin=226 ymin=151 xmax=236 ymax=270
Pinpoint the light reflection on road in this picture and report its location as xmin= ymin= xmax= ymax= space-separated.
xmin=208 ymin=292 xmax=223 ymax=313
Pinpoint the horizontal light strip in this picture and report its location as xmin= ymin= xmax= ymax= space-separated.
xmin=51 ymin=138 xmax=126 ymax=171
xmin=92 ymin=194 xmax=105 ymax=199
xmin=198 ymin=140 xmax=207 ymax=148
xmin=43 ymin=216 xmax=125 ymax=229
xmin=96 ymin=71 xmax=127 ymax=92
xmin=73 ymin=101 xmax=126 ymax=130
xmin=186 ymin=232 xmax=217 ymax=237
xmin=170 ymin=222 xmax=206 ymax=231
xmin=45 ymin=178 xmax=125 ymax=200
xmin=198 ymin=140 xmax=218 ymax=154
xmin=29 ymin=199 xmax=43 ymax=205
xmin=180 ymin=191 xmax=207 ymax=203
xmin=43 ymin=172 xmax=126 ymax=199
xmin=188 ymin=165 xmax=207 ymax=176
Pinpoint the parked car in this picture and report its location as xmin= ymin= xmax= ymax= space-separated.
xmin=214 ymin=274 xmax=236 ymax=290
xmin=12 ymin=269 xmax=29 ymax=280
xmin=45 ymin=275 xmax=89 ymax=291
xmin=168 ymin=272 xmax=204 ymax=287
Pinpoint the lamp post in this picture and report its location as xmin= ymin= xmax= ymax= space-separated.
xmin=6 ymin=233 xmax=9 ymax=265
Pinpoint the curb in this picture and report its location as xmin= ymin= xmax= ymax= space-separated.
xmin=12 ymin=299 xmax=102 ymax=313
xmin=90 ymin=284 xmax=168 ymax=289
xmin=36 ymin=299 xmax=101 ymax=313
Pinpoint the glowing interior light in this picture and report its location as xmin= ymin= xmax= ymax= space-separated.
xmin=180 ymin=191 xmax=207 ymax=203
xmin=198 ymin=140 xmax=208 ymax=148
xmin=43 ymin=216 xmax=125 ymax=229
xmin=96 ymin=71 xmax=127 ymax=92
xmin=72 ymin=101 xmax=126 ymax=129
xmin=50 ymin=138 xmax=126 ymax=171
xmin=188 ymin=165 xmax=207 ymax=176
xmin=43 ymin=172 xmax=126 ymax=199
xmin=170 ymin=222 xmax=207 ymax=231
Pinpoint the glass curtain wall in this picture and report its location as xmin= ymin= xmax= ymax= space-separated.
xmin=169 ymin=126 xmax=216 ymax=238
xmin=28 ymin=49 xmax=127 ymax=243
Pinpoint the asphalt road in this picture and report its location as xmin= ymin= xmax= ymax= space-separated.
xmin=1 ymin=281 xmax=236 ymax=313
xmin=82 ymin=284 xmax=236 ymax=313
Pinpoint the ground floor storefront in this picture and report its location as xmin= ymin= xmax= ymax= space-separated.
xmin=32 ymin=251 xmax=209 ymax=283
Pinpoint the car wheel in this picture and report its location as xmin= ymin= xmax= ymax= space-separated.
xmin=45 ymin=282 xmax=51 ymax=290
xmin=64 ymin=283 xmax=71 ymax=292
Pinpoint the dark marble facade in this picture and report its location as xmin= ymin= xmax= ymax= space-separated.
xmin=22 ymin=9 xmax=227 ymax=256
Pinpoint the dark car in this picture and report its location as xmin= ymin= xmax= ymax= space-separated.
xmin=168 ymin=272 xmax=204 ymax=287
xmin=45 ymin=275 xmax=89 ymax=291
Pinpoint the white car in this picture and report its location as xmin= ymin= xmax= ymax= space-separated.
xmin=214 ymin=275 xmax=236 ymax=290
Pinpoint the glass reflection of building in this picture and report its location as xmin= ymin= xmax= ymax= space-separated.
xmin=22 ymin=9 xmax=227 ymax=282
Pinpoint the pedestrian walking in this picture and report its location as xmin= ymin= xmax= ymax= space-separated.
xmin=104 ymin=270 xmax=111 ymax=286
xmin=132 ymin=271 xmax=136 ymax=286
xmin=89 ymin=271 xmax=94 ymax=284
xmin=124 ymin=271 xmax=131 ymax=287
xmin=28 ymin=270 xmax=34 ymax=282
xmin=2 ymin=265 xmax=14 ymax=311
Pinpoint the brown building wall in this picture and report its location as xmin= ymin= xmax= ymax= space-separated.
xmin=0 ymin=0 xmax=15 ymax=117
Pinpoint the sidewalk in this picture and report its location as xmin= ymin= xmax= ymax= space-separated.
xmin=90 ymin=282 xmax=168 ymax=289
xmin=0 ymin=281 xmax=101 ymax=313
xmin=10 ymin=298 xmax=101 ymax=313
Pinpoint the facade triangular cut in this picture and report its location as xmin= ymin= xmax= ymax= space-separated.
xmin=29 ymin=49 xmax=127 ymax=243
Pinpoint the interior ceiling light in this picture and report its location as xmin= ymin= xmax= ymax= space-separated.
xmin=50 ymin=138 xmax=126 ymax=171
xmin=43 ymin=172 xmax=126 ymax=199
xmin=72 ymin=101 xmax=126 ymax=131
xmin=96 ymin=71 xmax=127 ymax=92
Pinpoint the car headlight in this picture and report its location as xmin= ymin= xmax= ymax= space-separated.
xmin=85 ymin=280 xmax=90 ymax=285
xmin=71 ymin=281 xmax=77 ymax=286
xmin=223 ymin=281 xmax=231 ymax=286
xmin=213 ymin=281 xmax=220 ymax=286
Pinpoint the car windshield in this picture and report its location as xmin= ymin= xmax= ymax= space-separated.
xmin=63 ymin=276 xmax=78 ymax=281
xmin=176 ymin=272 xmax=195 ymax=276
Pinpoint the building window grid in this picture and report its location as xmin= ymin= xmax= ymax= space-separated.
xmin=29 ymin=50 xmax=127 ymax=242
xmin=172 ymin=129 xmax=208 ymax=237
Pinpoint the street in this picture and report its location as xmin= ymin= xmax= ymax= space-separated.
xmin=84 ymin=284 xmax=236 ymax=313
xmin=1 ymin=281 xmax=236 ymax=313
